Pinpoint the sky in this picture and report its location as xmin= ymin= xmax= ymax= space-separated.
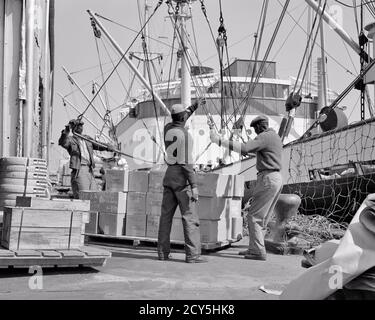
xmin=52 ymin=0 xmax=372 ymax=148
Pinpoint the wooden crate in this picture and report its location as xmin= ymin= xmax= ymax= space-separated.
xmin=233 ymin=175 xmax=245 ymax=197
xmin=125 ymin=214 xmax=146 ymax=237
xmin=128 ymin=170 xmax=149 ymax=192
xmin=1 ymin=207 xmax=84 ymax=250
xmin=127 ymin=192 xmax=147 ymax=215
xmin=106 ymin=169 xmax=129 ymax=192
xmin=98 ymin=213 xmax=125 ymax=237
xmin=196 ymin=196 xmax=229 ymax=220
xmin=146 ymin=215 xmax=160 ymax=239
xmin=85 ymin=211 xmax=99 ymax=234
xmin=148 ymin=170 xmax=165 ymax=192
xmin=200 ymin=218 xmax=231 ymax=243
xmin=61 ymin=175 xmax=71 ymax=186
xmin=16 ymin=196 xmax=90 ymax=212
xmin=196 ymin=173 xmax=233 ymax=198
xmin=79 ymin=191 xmax=127 ymax=213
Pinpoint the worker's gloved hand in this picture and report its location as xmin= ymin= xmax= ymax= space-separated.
xmin=198 ymin=97 xmax=206 ymax=106
xmin=62 ymin=125 xmax=70 ymax=134
xmin=191 ymin=187 xmax=199 ymax=202
xmin=207 ymin=117 xmax=215 ymax=129
xmin=210 ymin=129 xmax=221 ymax=145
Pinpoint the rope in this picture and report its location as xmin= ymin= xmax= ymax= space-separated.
xmin=298 ymin=1 xmax=327 ymax=93
xmin=239 ymin=0 xmax=290 ymax=119
xmin=79 ymin=0 xmax=164 ymax=120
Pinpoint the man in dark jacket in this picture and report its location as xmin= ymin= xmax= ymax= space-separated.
xmin=157 ymin=99 xmax=207 ymax=263
xmin=58 ymin=119 xmax=113 ymax=198
xmin=210 ymin=115 xmax=283 ymax=261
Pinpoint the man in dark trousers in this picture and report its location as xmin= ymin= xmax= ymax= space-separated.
xmin=157 ymin=99 xmax=207 ymax=263
xmin=210 ymin=115 xmax=283 ymax=261
xmin=58 ymin=119 xmax=114 ymax=199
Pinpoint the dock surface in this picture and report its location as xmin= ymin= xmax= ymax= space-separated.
xmin=0 ymin=237 xmax=304 ymax=300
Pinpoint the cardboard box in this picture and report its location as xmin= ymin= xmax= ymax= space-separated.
xmin=200 ymin=218 xmax=231 ymax=243
xmin=196 ymin=173 xmax=233 ymax=197
xmin=86 ymin=192 xmax=127 ymax=214
xmin=125 ymin=214 xmax=146 ymax=237
xmin=85 ymin=211 xmax=99 ymax=234
xmin=148 ymin=170 xmax=165 ymax=192
xmin=146 ymin=215 xmax=160 ymax=239
xmin=232 ymin=216 xmax=243 ymax=240
xmin=106 ymin=169 xmax=129 ymax=192
xmin=127 ymin=192 xmax=147 ymax=215
xmin=170 ymin=217 xmax=184 ymax=242
xmin=98 ymin=213 xmax=125 ymax=236
xmin=128 ymin=170 xmax=149 ymax=192
xmin=233 ymin=175 xmax=245 ymax=197
xmin=196 ymin=196 xmax=229 ymax=220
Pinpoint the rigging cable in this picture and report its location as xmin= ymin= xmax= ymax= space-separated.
xmin=166 ymin=0 xmax=221 ymax=129
xmin=223 ymin=0 xmax=269 ymax=128
xmin=79 ymin=0 xmax=165 ymax=120
xmin=278 ymin=0 xmax=355 ymax=76
xmin=239 ymin=0 xmax=291 ymax=119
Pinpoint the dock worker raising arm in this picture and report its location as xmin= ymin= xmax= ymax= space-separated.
xmin=158 ymin=98 xmax=208 ymax=264
xmin=210 ymin=115 xmax=283 ymax=261
xmin=58 ymin=119 xmax=114 ymax=199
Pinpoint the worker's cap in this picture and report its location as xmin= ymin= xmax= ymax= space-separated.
xmin=250 ymin=115 xmax=268 ymax=127
xmin=171 ymin=104 xmax=186 ymax=115
xmin=69 ymin=119 xmax=84 ymax=127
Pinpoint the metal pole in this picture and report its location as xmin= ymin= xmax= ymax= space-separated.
xmin=179 ymin=2 xmax=191 ymax=108
xmin=41 ymin=0 xmax=50 ymax=161
xmin=320 ymin=23 xmax=328 ymax=108
xmin=305 ymin=0 xmax=364 ymax=59
xmin=24 ymin=0 xmax=36 ymax=157
xmin=87 ymin=10 xmax=170 ymax=116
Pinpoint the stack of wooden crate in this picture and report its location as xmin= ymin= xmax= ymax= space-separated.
xmin=80 ymin=169 xmax=130 ymax=237
xmin=60 ymin=162 xmax=71 ymax=187
xmin=196 ymin=173 xmax=244 ymax=243
xmin=1 ymin=197 xmax=90 ymax=250
xmin=145 ymin=169 xmax=183 ymax=241
xmin=81 ymin=168 xmax=244 ymax=246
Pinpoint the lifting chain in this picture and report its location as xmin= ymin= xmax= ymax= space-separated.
xmin=90 ymin=18 xmax=101 ymax=38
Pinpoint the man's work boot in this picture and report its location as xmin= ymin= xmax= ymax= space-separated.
xmin=185 ymin=256 xmax=208 ymax=263
xmin=238 ymin=249 xmax=251 ymax=256
xmin=158 ymin=253 xmax=172 ymax=261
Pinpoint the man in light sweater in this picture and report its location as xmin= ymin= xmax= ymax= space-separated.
xmin=210 ymin=115 xmax=283 ymax=261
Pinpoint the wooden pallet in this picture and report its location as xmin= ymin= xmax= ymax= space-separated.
xmin=0 ymin=246 xmax=111 ymax=268
xmin=85 ymin=233 xmax=237 ymax=251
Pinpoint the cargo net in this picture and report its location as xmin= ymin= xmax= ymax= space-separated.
xmin=283 ymin=118 xmax=375 ymax=225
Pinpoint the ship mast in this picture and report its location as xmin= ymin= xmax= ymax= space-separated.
xmin=173 ymin=0 xmax=193 ymax=108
